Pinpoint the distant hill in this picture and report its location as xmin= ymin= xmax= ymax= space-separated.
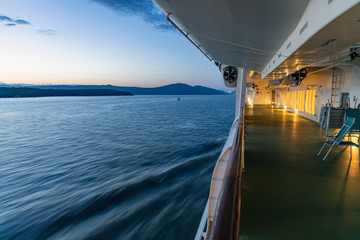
xmin=0 ymin=83 xmax=227 ymax=95
xmin=0 ymin=87 xmax=133 ymax=98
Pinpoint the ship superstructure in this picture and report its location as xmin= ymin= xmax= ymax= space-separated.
xmin=152 ymin=1 xmax=360 ymax=239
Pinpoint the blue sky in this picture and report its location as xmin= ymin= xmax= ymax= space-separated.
xmin=0 ymin=0 xmax=226 ymax=90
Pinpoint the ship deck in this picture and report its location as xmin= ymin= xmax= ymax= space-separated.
xmin=240 ymin=105 xmax=360 ymax=240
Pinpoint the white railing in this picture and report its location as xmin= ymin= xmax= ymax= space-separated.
xmin=194 ymin=116 xmax=242 ymax=240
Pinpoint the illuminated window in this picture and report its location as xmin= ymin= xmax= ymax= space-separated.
xmin=305 ymin=90 xmax=316 ymax=114
xmin=297 ymin=91 xmax=305 ymax=111
xmin=281 ymin=92 xmax=286 ymax=106
xmin=290 ymin=91 xmax=297 ymax=109
xmin=279 ymin=92 xmax=282 ymax=105
xmin=286 ymin=92 xmax=291 ymax=107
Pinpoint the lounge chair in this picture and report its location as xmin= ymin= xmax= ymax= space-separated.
xmin=317 ymin=117 xmax=356 ymax=161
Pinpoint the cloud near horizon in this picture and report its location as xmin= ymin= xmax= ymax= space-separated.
xmin=4 ymin=23 xmax=16 ymax=27
xmin=92 ymin=0 xmax=174 ymax=31
xmin=37 ymin=29 xmax=57 ymax=36
xmin=0 ymin=15 xmax=30 ymax=26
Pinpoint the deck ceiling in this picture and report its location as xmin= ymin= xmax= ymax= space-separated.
xmin=267 ymin=4 xmax=360 ymax=79
xmin=154 ymin=0 xmax=360 ymax=82
xmin=153 ymin=0 xmax=310 ymax=72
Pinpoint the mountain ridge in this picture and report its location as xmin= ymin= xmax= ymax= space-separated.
xmin=0 ymin=87 xmax=133 ymax=98
xmin=0 ymin=83 xmax=228 ymax=95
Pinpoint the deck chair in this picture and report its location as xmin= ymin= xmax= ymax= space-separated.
xmin=317 ymin=117 xmax=356 ymax=161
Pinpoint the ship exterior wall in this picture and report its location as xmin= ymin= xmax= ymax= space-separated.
xmin=275 ymin=65 xmax=360 ymax=122
xmin=253 ymin=86 xmax=272 ymax=104
xmin=251 ymin=65 xmax=360 ymax=123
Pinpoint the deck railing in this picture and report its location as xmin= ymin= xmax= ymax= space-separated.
xmin=208 ymin=117 xmax=245 ymax=240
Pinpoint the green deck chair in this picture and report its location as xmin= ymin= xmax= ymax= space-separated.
xmin=317 ymin=117 xmax=356 ymax=161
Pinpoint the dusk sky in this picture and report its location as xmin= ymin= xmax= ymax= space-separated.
xmin=0 ymin=0 xmax=226 ymax=90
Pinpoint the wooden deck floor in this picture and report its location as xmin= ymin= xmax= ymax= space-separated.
xmin=240 ymin=105 xmax=360 ymax=240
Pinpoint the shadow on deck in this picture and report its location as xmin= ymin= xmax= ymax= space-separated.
xmin=240 ymin=105 xmax=360 ymax=240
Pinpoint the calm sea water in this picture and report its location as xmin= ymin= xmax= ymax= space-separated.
xmin=0 ymin=95 xmax=235 ymax=240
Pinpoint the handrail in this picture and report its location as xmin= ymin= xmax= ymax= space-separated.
xmin=208 ymin=116 xmax=245 ymax=240
xmin=194 ymin=200 xmax=209 ymax=240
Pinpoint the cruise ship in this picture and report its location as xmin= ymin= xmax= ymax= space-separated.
xmin=153 ymin=1 xmax=360 ymax=239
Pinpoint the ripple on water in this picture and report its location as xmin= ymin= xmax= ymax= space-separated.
xmin=0 ymin=95 xmax=235 ymax=240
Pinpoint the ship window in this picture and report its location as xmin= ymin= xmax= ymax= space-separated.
xmin=284 ymin=93 xmax=286 ymax=106
xmin=279 ymin=93 xmax=281 ymax=105
xmin=286 ymin=92 xmax=291 ymax=107
xmin=280 ymin=92 xmax=286 ymax=106
xmin=297 ymin=91 xmax=305 ymax=112
xmin=305 ymin=90 xmax=316 ymax=114
xmin=290 ymin=91 xmax=297 ymax=109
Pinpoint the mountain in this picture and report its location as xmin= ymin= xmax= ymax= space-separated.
xmin=0 ymin=83 xmax=227 ymax=95
xmin=0 ymin=87 xmax=133 ymax=98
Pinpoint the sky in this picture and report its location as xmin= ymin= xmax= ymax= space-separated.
xmin=0 ymin=0 xmax=226 ymax=90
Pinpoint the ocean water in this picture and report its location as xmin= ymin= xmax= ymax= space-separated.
xmin=0 ymin=95 xmax=235 ymax=240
